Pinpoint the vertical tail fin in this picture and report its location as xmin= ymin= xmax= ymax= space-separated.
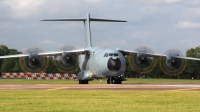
xmin=84 ymin=13 xmax=92 ymax=47
xmin=41 ymin=13 xmax=126 ymax=48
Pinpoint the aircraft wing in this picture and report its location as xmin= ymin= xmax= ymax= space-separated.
xmin=0 ymin=49 xmax=88 ymax=59
xmin=0 ymin=54 xmax=28 ymax=59
xmin=38 ymin=49 xmax=88 ymax=56
xmin=175 ymin=56 xmax=200 ymax=61
xmin=119 ymin=49 xmax=200 ymax=61
xmin=119 ymin=49 xmax=137 ymax=55
xmin=119 ymin=49 xmax=164 ymax=57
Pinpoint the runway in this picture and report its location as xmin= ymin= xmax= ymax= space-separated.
xmin=1 ymin=84 xmax=200 ymax=91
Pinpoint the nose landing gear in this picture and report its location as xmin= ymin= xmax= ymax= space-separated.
xmin=107 ymin=77 xmax=122 ymax=84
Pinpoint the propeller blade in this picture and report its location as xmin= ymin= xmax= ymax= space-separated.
xmin=54 ymin=45 xmax=79 ymax=73
xmin=128 ymin=45 xmax=157 ymax=74
xmin=160 ymin=49 xmax=187 ymax=76
xmin=19 ymin=47 xmax=49 ymax=73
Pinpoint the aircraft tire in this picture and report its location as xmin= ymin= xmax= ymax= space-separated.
xmin=115 ymin=80 xmax=122 ymax=84
xmin=107 ymin=77 xmax=122 ymax=84
xmin=107 ymin=79 xmax=110 ymax=84
xmin=107 ymin=78 xmax=114 ymax=84
xmin=79 ymin=80 xmax=89 ymax=84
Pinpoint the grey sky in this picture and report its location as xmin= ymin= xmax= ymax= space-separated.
xmin=0 ymin=0 xmax=200 ymax=55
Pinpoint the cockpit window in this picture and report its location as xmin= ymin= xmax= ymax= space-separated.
xmin=114 ymin=53 xmax=118 ymax=56
xmin=104 ymin=53 xmax=119 ymax=57
xmin=104 ymin=53 xmax=108 ymax=57
xmin=109 ymin=53 xmax=113 ymax=56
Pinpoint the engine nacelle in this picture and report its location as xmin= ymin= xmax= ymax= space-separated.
xmin=61 ymin=53 xmax=74 ymax=65
xmin=77 ymin=70 xmax=93 ymax=80
xmin=19 ymin=47 xmax=48 ymax=73
xmin=160 ymin=49 xmax=187 ymax=76
xmin=54 ymin=52 xmax=79 ymax=73
xmin=53 ymin=45 xmax=79 ymax=73
xmin=129 ymin=46 xmax=157 ymax=74
xmin=137 ymin=54 xmax=148 ymax=64
xmin=29 ymin=54 xmax=40 ymax=67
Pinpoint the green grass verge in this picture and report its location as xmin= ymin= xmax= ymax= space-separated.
xmin=0 ymin=78 xmax=200 ymax=84
xmin=0 ymin=78 xmax=200 ymax=112
xmin=0 ymin=90 xmax=200 ymax=112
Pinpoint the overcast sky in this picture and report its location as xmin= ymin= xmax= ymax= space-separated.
xmin=0 ymin=0 xmax=200 ymax=55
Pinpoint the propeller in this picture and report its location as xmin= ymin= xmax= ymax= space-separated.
xmin=19 ymin=47 xmax=49 ymax=73
xmin=160 ymin=49 xmax=187 ymax=76
xmin=54 ymin=45 xmax=79 ymax=73
xmin=128 ymin=46 xmax=157 ymax=74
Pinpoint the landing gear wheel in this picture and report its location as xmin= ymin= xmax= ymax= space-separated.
xmin=107 ymin=79 xmax=110 ymax=84
xmin=79 ymin=80 xmax=89 ymax=84
xmin=107 ymin=77 xmax=114 ymax=84
xmin=115 ymin=80 xmax=122 ymax=84
xmin=107 ymin=77 xmax=122 ymax=84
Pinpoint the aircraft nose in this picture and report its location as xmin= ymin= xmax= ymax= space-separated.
xmin=107 ymin=58 xmax=121 ymax=71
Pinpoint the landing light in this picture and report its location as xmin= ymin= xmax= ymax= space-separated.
xmin=90 ymin=73 xmax=93 ymax=77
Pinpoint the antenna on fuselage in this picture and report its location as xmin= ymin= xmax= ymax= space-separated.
xmin=41 ymin=13 xmax=127 ymax=47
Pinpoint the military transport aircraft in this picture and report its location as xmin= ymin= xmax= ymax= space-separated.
xmin=1 ymin=13 xmax=200 ymax=84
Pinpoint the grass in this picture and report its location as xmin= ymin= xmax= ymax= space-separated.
xmin=123 ymin=78 xmax=200 ymax=84
xmin=0 ymin=78 xmax=200 ymax=112
xmin=0 ymin=78 xmax=200 ymax=84
xmin=0 ymin=90 xmax=200 ymax=112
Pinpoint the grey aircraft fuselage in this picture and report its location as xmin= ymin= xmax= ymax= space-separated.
xmin=78 ymin=47 xmax=126 ymax=80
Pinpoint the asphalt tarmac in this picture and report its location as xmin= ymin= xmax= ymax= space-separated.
xmin=1 ymin=84 xmax=200 ymax=91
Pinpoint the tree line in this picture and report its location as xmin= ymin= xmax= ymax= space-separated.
xmin=1 ymin=45 xmax=200 ymax=79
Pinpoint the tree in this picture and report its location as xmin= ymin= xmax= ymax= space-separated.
xmin=45 ymin=57 xmax=59 ymax=73
xmin=1 ymin=48 xmax=22 ymax=72
xmin=0 ymin=45 xmax=9 ymax=75
xmin=148 ymin=62 xmax=163 ymax=78
xmin=184 ymin=46 xmax=200 ymax=79
xmin=0 ymin=45 xmax=9 ymax=56
xmin=1 ymin=59 xmax=15 ymax=72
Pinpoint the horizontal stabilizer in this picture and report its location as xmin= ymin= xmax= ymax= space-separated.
xmin=90 ymin=18 xmax=126 ymax=22
xmin=41 ymin=18 xmax=126 ymax=22
xmin=41 ymin=13 xmax=127 ymax=47
xmin=41 ymin=19 xmax=86 ymax=21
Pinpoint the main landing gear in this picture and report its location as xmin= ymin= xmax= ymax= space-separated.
xmin=107 ymin=77 xmax=122 ymax=84
xmin=79 ymin=80 xmax=89 ymax=84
